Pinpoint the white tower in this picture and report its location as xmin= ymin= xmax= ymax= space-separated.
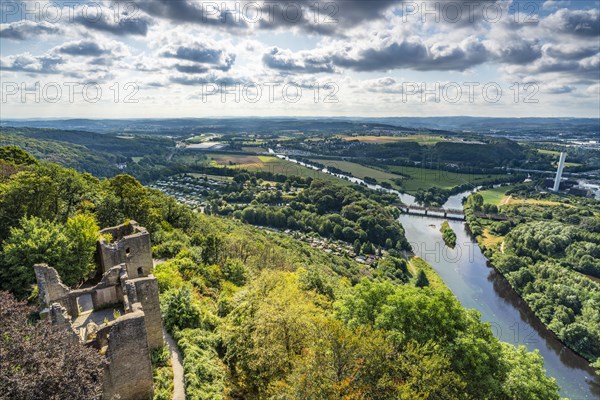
xmin=552 ymin=152 xmax=567 ymax=192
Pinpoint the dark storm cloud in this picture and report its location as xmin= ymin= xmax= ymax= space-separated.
xmin=116 ymin=0 xmax=400 ymax=34
xmin=494 ymin=40 xmax=542 ymax=64
xmin=0 ymin=21 xmax=61 ymax=40
xmin=160 ymin=43 xmax=236 ymax=71
xmin=161 ymin=45 xmax=223 ymax=63
xmin=73 ymin=12 xmax=151 ymax=36
xmin=118 ymin=0 xmax=248 ymax=29
xmin=0 ymin=53 xmax=63 ymax=74
xmin=262 ymin=47 xmax=335 ymax=73
xmin=330 ymin=38 xmax=489 ymax=72
xmin=542 ymin=9 xmax=600 ymax=37
xmin=56 ymin=41 xmax=108 ymax=57
xmin=174 ymin=64 xmax=210 ymax=74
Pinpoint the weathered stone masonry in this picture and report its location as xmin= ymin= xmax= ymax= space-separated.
xmin=97 ymin=220 xmax=154 ymax=278
xmin=34 ymin=220 xmax=162 ymax=400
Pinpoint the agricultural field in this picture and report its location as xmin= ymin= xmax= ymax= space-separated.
xmin=208 ymin=154 xmax=264 ymax=168
xmin=552 ymin=160 xmax=583 ymax=168
xmin=386 ymin=165 xmax=504 ymax=192
xmin=209 ymin=154 xmax=348 ymax=183
xmin=310 ymin=159 xmax=402 ymax=187
xmin=310 ymin=158 xmax=507 ymax=193
xmin=477 ymin=186 xmax=578 ymax=208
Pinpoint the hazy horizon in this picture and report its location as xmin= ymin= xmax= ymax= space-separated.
xmin=2 ymin=0 xmax=599 ymax=119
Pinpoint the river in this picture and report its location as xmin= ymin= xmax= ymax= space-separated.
xmin=401 ymin=191 xmax=600 ymax=400
xmin=271 ymin=150 xmax=600 ymax=399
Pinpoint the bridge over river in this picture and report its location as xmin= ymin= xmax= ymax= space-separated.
xmin=399 ymin=205 xmax=508 ymax=221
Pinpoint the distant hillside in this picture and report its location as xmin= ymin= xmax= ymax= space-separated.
xmin=2 ymin=117 xmax=597 ymax=137
xmin=0 ymin=118 xmax=443 ymax=137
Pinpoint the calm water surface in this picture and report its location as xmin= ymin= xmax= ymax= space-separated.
xmin=399 ymin=192 xmax=600 ymax=399
xmin=274 ymin=151 xmax=600 ymax=398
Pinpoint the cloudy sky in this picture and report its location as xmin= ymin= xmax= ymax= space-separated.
xmin=1 ymin=0 xmax=599 ymax=118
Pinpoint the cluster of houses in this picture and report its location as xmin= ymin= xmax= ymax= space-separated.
xmin=260 ymin=227 xmax=383 ymax=265
xmin=148 ymin=174 xmax=228 ymax=208
xmin=151 ymin=174 xmax=385 ymax=266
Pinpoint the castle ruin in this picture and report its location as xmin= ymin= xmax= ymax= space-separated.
xmin=35 ymin=220 xmax=162 ymax=400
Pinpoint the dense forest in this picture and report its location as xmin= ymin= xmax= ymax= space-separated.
xmin=284 ymin=135 xmax=555 ymax=172
xmin=0 ymin=146 xmax=564 ymax=399
xmin=464 ymin=188 xmax=600 ymax=369
xmin=228 ymin=179 xmax=410 ymax=251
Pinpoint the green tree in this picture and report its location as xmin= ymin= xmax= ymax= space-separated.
xmin=0 ymin=145 xmax=38 ymax=166
xmin=222 ymin=271 xmax=319 ymax=397
xmin=1 ymin=216 xmax=69 ymax=296
xmin=0 ymin=171 xmax=57 ymax=241
xmin=161 ymin=287 xmax=202 ymax=332
xmin=222 ymin=258 xmax=247 ymax=286
xmin=361 ymin=241 xmax=374 ymax=255
xmin=415 ymin=270 xmax=430 ymax=288
xmin=353 ymin=239 xmax=361 ymax=254
xmin=63 ymin=214 xmax=99 ymax=284
xmin=336 ymin=279 xmax=395 ymax=328
xmin=500 ymin=343 xmax=560 ymax=400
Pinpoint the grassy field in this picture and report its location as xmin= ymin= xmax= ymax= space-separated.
xmin=552 ymin=161 xmax=582 ymax=168
xmin=387 ymin=165 xmax=504 ymax=192
xmin=477 ymin=186 xmax=577 ymax=208
xmin=410 ymin=257 xmax=451 ymax=293
xmin=479 ymin=186 xmax=512 ymax=205
xmin=480 ymin=229 xmax=504 ymax=249
xmin=504 ymin=197 xmax=577 ymax=208
xmin=209 ymin=154 xmax=264 ymax=168
xmin=538 ymin=149 xmax=582 ymax=168
xmin=537 ymin=149 xmax=561 ymax=156
xmin=310 ymin=159 xmax=401 ymax=187
xmin=338 ymin=134 xmax=446 ymax=145
xmin=208 ymin=154 xmax=348 ymax=183
xmin=311 ymin=159 xmax=506 ymax=193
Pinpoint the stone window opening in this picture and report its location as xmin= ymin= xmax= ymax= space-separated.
xmin=76 ymin=293 xmax=93 ymax=315
xmin=125 ymin=247 xmax=131 ymax=256
xmin=137 ymin=267 xmax=144 ymax=277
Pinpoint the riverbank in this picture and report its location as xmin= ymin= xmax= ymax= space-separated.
xmin=272 ymin=149 xmax=600 ymax=398
xmin=463 ymin=192 xmax=600 ymax=368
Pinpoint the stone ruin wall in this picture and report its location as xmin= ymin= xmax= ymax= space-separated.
xmin=33 ymin=220 xmax=163 ymax=400
xmin=97 ymin=221 xmax=154 ymax=278
xmin=101 ymin=307 xmax=154 ymax=400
